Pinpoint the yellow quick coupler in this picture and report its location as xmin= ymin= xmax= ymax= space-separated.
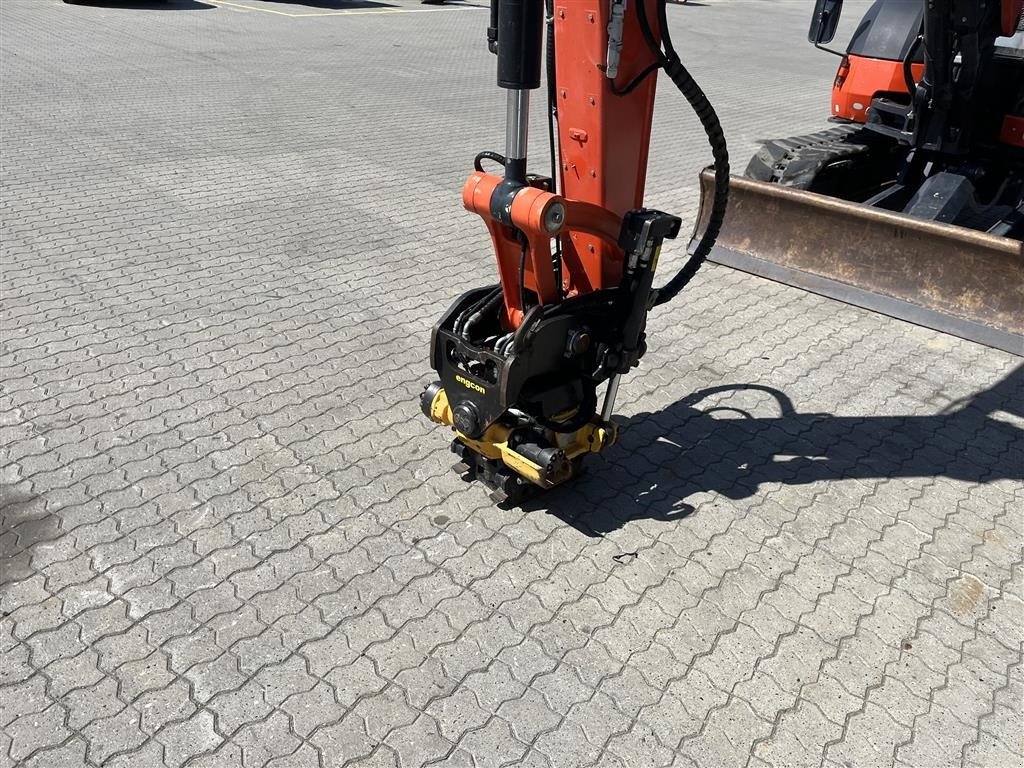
xmin=423 ymin=386 xmax=618 ymax=489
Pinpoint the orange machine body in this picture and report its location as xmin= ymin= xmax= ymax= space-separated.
xmin=462 ymin=0 xmax=663 ymax=331
xmin=831 ymin=54 xmax=924 ymax=123
xmin=1001 ymin=115 xmax=1024 ymax=147
xmin=1004 ymin=0 xmax=1024 ymax=36
xmin=834 ymin=0 xmax=1022 ymax=126
xmin=461 ymin=172 xmax=623 ymax=328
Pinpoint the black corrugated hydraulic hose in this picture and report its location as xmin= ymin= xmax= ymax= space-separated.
xmin=455 ymin=286 xmax=502 ymax=338
xmin=633 ymin=0 xmax=730 ymax=307
xmin=474 ymin=150 xmax=507 ymax=172
xmin=653 ymin=54 xmax=730 ymax=305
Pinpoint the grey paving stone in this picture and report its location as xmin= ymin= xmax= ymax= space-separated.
xmin=457 ymin=717 xmax=529 ymax=768
xmin=308 ymin=712 xmax=377 ymax=766
xmin=425 ymin=687 xmax=492 ymax=744
xmin=234 ymin=711 xmax=300 ymax=768
xmin=384 ymin=713 xmax=454 ymax=768
xmin=80 ymin=706 xmax=147 ymax=766
xmin=154 ymin=709 xmax=222 ymax=767
xmin=6 ymin=703 xmax=72 ymax=764
xmin=18 ymin=737 xmax=90 ymax=768
xmin=2 ymin=1 xmax=1022 ymax=767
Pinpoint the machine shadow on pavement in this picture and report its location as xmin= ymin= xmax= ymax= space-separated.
xmin=63 ymin=0 xmax=216 ymax=9
xmin=524 ymin=363 xmax=1024 ymax=537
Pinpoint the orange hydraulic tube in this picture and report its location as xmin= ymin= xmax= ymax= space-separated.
xmin=462 ymin=0 xmax=663 ymax=331
xmin=462 ymin=171 xmax=622 ymax=329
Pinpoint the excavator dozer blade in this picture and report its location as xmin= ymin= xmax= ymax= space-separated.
xmin=693 ymin=169 xmax=1024 ymax=355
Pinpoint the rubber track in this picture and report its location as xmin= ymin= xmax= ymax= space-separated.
xmin=744 ymin=124 xmax=879 ymax=187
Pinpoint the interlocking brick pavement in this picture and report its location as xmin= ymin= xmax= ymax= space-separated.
xmin=1 ymin=0 xmax=1022 ymax=766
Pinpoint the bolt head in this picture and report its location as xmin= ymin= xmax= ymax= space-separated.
xmin=543 ymin=202 xmax=566 ymax=233
xmin=452 ymin=401 xmax=481 ymax=437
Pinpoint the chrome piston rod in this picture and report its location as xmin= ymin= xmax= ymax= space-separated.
xmin=505 ymin=88 xmax=530 ymax=178
xmin=601 ymin=375 xmax=621 ymax=422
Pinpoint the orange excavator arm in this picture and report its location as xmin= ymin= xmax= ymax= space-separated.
xmin=420 ymin=0 xmax=729 ymax=502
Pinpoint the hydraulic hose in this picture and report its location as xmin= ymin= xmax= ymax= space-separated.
xmin=474 ymin=150 xmax=507 ymax=172
xmin=455 ymin=286 xmax=502 ymax=338
xmin=653 ymin=54 xmax=730 ymax=306
xmin=463 ymin=289 xmax=505 ymax=339
xmin=633 ymin=0 xmax=730 ymax=307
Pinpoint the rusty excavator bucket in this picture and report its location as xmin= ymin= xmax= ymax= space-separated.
xmin=692 ymin=169 xmax=1024 ymax=355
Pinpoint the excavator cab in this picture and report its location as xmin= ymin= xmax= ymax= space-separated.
xmin=701 ymin=0 xmax=1024 ymax=353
